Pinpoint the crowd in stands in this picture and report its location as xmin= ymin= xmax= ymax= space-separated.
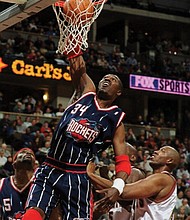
xmin=0 ymin=112 xmax=190 ymax=219
xmin=110 ymin=0 xmax=190 ymax=18
xmin=0 ymin=2 xmax=189 ymax=219
xmin=0 ymin=6 xmax=190 ymax=81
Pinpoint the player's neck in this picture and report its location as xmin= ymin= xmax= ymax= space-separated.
xmin=97 ymin=98 xmax=113 ymax=108
xmin=153 ymin=166 xmax=168 ymax=174
xmin=13 ymin=170 xmax=34 ymax=189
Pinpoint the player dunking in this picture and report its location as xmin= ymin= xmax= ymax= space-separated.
xmin=20 ymin=49 xmax=131 ymax=219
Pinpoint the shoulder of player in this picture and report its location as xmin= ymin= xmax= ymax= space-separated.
xmin=148 ymin=172 xmax=177 ymax=202
xmin=126 ymin=168 xmax=145 ymax=183
xmin=131 ymin=167 xmax=146 ymax=178
xmin=146 ymin=172 xmax=174 ymax=186
xmin=66 ymin=91 xmax=96 ymax=110
xmin=0 ymin=177 xmax=7 ymax=190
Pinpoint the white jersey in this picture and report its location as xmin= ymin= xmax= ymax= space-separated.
xmin=132 ymin=171 xmax=177 ymax=220
xmin=108 ymin=166 xmax=142 ymax=220
xmin=109 ymin=202 xmax=132 ymax=220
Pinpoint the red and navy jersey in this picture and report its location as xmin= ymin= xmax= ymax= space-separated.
xmin=48 ymin=92 xmax=125 ymax=164
xmin=0 ymin=176 xmax=33 ymax=220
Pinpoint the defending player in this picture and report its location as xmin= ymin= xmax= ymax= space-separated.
xmin=87 ymin=142 xmax=145 ymax=219
xmin=95 ymin=146 xmax=180 ymax=219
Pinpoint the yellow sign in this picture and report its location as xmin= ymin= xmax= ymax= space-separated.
xmin=11 ymin=59 xmax=71 ymax=81
xmin=0 ymin=58 xmax=8 ymax=72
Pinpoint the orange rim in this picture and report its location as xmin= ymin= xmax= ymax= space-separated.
xmin=54 ymin=0 xmax=107 ymax=7
xmin=54 ymin=1 xmax=65 ymax=7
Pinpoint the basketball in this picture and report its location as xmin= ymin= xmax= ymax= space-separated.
xmin=63 ymin=0 xmax=94 ymax=23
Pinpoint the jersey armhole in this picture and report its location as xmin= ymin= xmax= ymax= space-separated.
xmin=0 ymin=178 xmax=5 ymax=191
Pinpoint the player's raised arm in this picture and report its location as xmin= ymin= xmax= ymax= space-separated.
xmin=69 ymin=55 xmax=96 ymax=96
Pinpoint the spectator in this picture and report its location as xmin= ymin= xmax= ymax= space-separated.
xmin=32 ymin=130 xmax=45 ymax=152
xmin=175 ymin=205 xmax=188 ymax=220
xmin=176 ymin=164 xmax=190 ymax=180
xmin=175 ymin=190 xmax=185 ymax=210
xmin=184 ymin=188 xmax=190 ymax=206
xmin=136 ymin=146 xmax=144 ymax=163
xmin=13 ymin=101 xmax=23 ymax=113
xmin=20 ymin=127 xmax=34 ymax=149
xmin=136 ymin=114 xmax=145 ymax=125
xmin=44 ymin=35 xmax=56 ymax=50
xmin=43 ymin=106 xmax=55 ymax=117
xmin=125 ymin=127 xmax=137 ymax=145
xmin=0 ymin=155 xmax=14 ymax=177
xmin=26 ymin=48 xmax=37 ymax=61
xmin=181 ymin=198 xmax=190 ymax=216
xmin=55 ymin=104 xmax=65 ymax=117
xmin=40 ymin=121 xmax=52 ymax=138
xmin=33 ymin=106 xmax=43 ymax=116
xmin=0 ymin=143 xmax=11 ymax=158
xmin=108 ymin=61 xmax=118 ymax=73
xmin=0 ymin=149 xmax=7 ymax=168
xmin=22 ymin=116 xmax=32 ymax=130
xmin=34 ymin=36 xmax=44 ymax=49
xmin=23 ymin=103 xmax=34 ymax=114
xmin=97 ymin=54 xmax=109 ymax=68
xmin=0 ymin=114 xmax=11 ymax=143
xmin=15 ymin=116 xmax=25 ymax=134
xmin=45 ymin=25 xmax=57 ymax=36
xmin=28 ymin=19 xmax=38 ymax=32
xmin=35 ymin=140 xmax=50 ymax=164
xmin=138 ymin=150 xmax=153 ymax=176
xmin=99 ymin=151 xmax=111 ymax=166
xmin=177 ymin=178 xmax=188 ymax=193
xmin=125 ymin=52 xmax=138 ymax=72
xmin=29 ymin=119 xmax=41 ymax=134
xmin=23 ymin=96 xmax=36 ymax=109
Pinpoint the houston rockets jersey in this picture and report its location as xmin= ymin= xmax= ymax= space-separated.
xmin=48 ymin=92 xmax=125 ymax=164
xmin=0 ymin=176 xmax=33 ymax=220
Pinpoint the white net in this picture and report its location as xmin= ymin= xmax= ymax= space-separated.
xmin=53 ymin=0 xmax=107 ymax=55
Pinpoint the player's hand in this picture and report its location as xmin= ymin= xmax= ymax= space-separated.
xmin=94 ymin=187 xmax=119 ymax=212
xmin=87 ymin=161 xmax=96 ymax=175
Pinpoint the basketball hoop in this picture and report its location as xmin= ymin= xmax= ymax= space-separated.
xmin=53 ymin=0 xmax=107 ymax=55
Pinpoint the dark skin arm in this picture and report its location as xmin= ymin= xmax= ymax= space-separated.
xmin=49 ymin=204 xmax=62 ymax=220
xmin=95 ymin=173 xmax=175 ymax=213
xmin=87 ymin=123 xmax=131 ymax=206
xmin=69 ymin=55 xmax=96 ymax=101
xmin=87 ymin=126 xmax=129 ymax=206
xmin=87 ymin=162 xmax=145 ymax=211
xmin=101 ymin=122 xmax=130 ymax=205
xmin=87 ymin=161 xmax=112 ymax=189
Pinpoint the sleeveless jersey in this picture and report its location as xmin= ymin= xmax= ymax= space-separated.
xmin=0 ymin=176 xmax=34 ymax=220
xmin=132 ymin=171 xmax=177 ymax=220
xmin=48 ymin=92 xmax=125 ymax=164
xmin=109 ymin=166 xmax=145 ymax=220
xmin=109 ymin=202 xmax=132 ymax=220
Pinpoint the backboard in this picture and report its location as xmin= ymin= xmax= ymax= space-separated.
xmin=0 ymin=0 xmax=27 ymax=3
xmin=0 ymin=0 xmax=58 ymax=32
